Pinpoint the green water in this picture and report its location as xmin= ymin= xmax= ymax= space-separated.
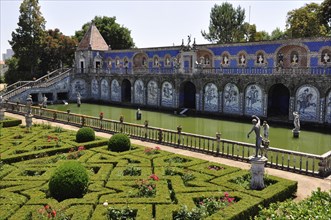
xmin=48 ymin=103 xmax=331 ymax=155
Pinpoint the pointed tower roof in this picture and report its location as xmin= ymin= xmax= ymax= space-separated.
xmin=77 ymin=22 xmax=109 ymax=51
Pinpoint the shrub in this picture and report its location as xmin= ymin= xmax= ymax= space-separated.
xmin=49 ymin=161 xmax=89 ymax=201
xmin=108 ymin=133 xmax=131 ymax=152
xmin=1 ymin=118 xmax=22 ymax=127
xmin=254 ymin=188 xmax=331 ymax=219
xmin=76 ymin=127 xmax=95 ymax=143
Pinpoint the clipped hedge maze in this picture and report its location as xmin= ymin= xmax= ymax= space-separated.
xmin=0 ymin=125 xmax=297 ymax=220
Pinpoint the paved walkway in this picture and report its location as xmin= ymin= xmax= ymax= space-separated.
xmin=5 ymin=112 xmax=331 ymax=201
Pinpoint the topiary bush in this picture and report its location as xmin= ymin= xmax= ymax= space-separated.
xmin=76 ymin=127 xmax=95 ymax=143
xmin=48 ymin=161 xmax=89 ymax=201
xmin=108 ymin=133 xmax=131 ymax=152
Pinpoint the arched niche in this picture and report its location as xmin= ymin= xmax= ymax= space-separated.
xmin=223 ymin=83 xmax=240 ymax=114
xmin=245 ymin=84 xmax=263 ymax=116
xmin=147 ymin=80 xmax=158 ymax=106
xmin=161 ymin=81 xmax=174 ymax=107
xmin=203 ymin=83 xmax=218 ymax=112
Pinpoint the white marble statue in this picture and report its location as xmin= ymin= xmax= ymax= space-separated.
xmin=293 ymin=111 xmax=300 ymax=132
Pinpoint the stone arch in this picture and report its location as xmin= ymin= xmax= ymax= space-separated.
xmin=111 ymin=79 xmax=121 ymax=102
xmin=223 ymin=83 xmax=240 ymax=114
xmin=78 ymin=52 xmax=86 ymax=74
xmin=134 ymin=79 xmax=144 ymax=105
xmin=237 ymin=50 xmax=248 ymax=67
xmin=100 ymin=79 xmax=110 ymax=100
xmin=71 ymin=79 xmax=87 ymax=99
xmin=275 ymin=44 xmax=309 ymax=68
xmin=244 ymin=84 xmax=264 ymax=116
xmin=133 ymin=52 xmax=149 ymax=68
xmin=255 ymin=50 xmax=267 ymax=66
xmin=153 ymin=56 xmax=160 ymax=67
xmin=164 ymin=54 xmax=172 ymax=67
xmin=221 ymin=51 xmax=230 ymax=67
xmin=115 ymin=56 xmax=121 ymax=68
xmin=93 ymin=52 xmax=103 ymax=69
xmin=267 ymin=83 xmax=290 ymax=117
xmin=161 ymin=81 xmax=174 ymax=107
xmin=123 ymin=56 xmax=129 ymax=68
xmin=121 ymin=79 xmax=131 ymax=102
xmin=319 ymin=46 xmax=331 ymax=66
xmin=325 ymin=89 xmax=331 ymax=123
xmin=147 ymin=80 xmax=158 ymax=106
xmin=179 ymin=81 xmax=196 ymax=109
xmin=295 ymin=85 xmax=320 ymax=121
xmin=203 ymin=83 xmax=218 ymax=112
xmin=91 ymin=79 xmax=99 ymax=97
xmin=197 ymin=49 xmax=214 ymax=67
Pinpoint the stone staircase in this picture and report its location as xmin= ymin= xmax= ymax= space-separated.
xmin=0 ymin=68 xmax=72 ymax=102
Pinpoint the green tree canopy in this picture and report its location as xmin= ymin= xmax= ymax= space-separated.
xmin=270 ymin=28 xmax=286 ymax=40
xmin=319 ymin=0 xmax=331 ymax=34
xmin=9 ymin=0 xmax=46 ymax=80
xmin=286 ymin=3 xmax=328 ymax=38
xmin=75 ymin=16 xmax=135 ymax=50
xmin=201 ymin=3 xmax=246 ymax=43
xmin=40 ymin=29 xmax=77 ymax=74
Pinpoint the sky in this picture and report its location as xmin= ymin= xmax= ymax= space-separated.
xmin=0 ymin=0 xmax=324 ymax=58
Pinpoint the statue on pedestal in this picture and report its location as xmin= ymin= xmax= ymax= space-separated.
xmin=42 ymin=95 xmax=47 ymax=108
xmin=293 ymin=111 xmax=300 ymax=132
xmin=292 ymin=111 xmax=300 ymax=138
xmin=77 ymin=92 xmax=81 ymax=107
xmin=247 ymin=115 xmax=262 ymax=157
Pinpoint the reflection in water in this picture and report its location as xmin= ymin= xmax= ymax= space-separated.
xmin=49 ymin=104 xmax=330 ymax=155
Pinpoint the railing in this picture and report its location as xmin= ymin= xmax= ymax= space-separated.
xmin=73 ymin=66 xmax=331 ymax=76
xmin=1 ymin=68 xmax=71 ymax=101
xmin=5 ymin=101 xmax=331 ymax=178
xmin=0 ymin=81 xmax=33 ymax=96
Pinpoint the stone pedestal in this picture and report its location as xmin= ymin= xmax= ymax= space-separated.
xmin=0 ymin=108 xmax=5 ymax=121
xmin=25 ymin=114 xmax=33 ymax=129
xmin=292 ymin=130 xmax=300 ymax=138
xmin=249 ymin=156 xmax=268 ymax=190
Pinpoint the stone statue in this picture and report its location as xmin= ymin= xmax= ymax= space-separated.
xmin=26 ymin=95 xmax=33 ymax=115
xmin=223 ymin=56 xmax=229 ymax=65
xmin=42 ymin=95 xmax=47 ymax=108
xmin=293 ymin=111 xmax=300 ymax=132
xmin=247 ymin=115 xmax=262 ymax=157
xmin=77 ymin=92 xmax=81 ymax=107
xmin=324 ymin=53 xmax=330 ymax=64
xmin=262 ymin=121 xmax=269 ymax=139
xmin=292 ymin=54 xmax=298 ymax=63
xmin=258 ymin=55 xmax=264 ymax=64
xmin=187 ymin=35 xmax=191 ymax=48
xmin=240 ymin=55 xmax=245 ymax=64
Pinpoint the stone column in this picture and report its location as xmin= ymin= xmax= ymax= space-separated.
xmin=249 ymin=156 xmax=268 ymax=190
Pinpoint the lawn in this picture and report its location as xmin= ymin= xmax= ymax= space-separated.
xmin=0 ymin=121 xmax=297 ymax=220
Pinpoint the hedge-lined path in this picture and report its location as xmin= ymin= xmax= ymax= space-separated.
xmin=5 ymin=112 xmax=331 ymax=201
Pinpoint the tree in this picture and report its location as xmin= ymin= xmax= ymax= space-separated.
xmin=39 ymin=29 xmax=77 ymax=74
xmin=75 ymin=16 xmax=135 ymax=49
xmin=254 ymin=31 xmax=271 ymax=41
xmin=242 ymin=23 xmax=257 ymax=42
xmin=319 ymin=0 xmax=331 ymax=34
xmin=270 ymin=28 xmax=286 ymax=40
xmin=4 ymin=57 xmax=19 ymax=84
xmin=201 ymin=3 xmax=246 ymax=43
xmin=286 ymin=3 xmax=328 ymax=38
xmin=9 ymin=0 xmax=46 ymax=80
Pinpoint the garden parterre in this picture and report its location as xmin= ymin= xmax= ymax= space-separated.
xmin=0 ymin=122 xmax=297 ymax=220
